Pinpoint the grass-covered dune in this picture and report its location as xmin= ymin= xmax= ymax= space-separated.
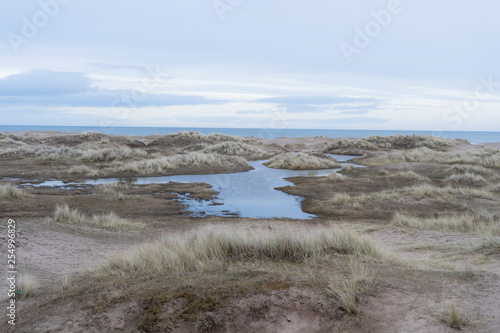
xmin=97 ymin=223 xmax=389 ymax=277
xmin=2 ymin=132 xmax=500 ymax=332
xmin=264 ymin=152 xmax=340 ymax=170
xmin=323 ymin=134 xmax=460 ymax=152
xmin=0 ymin=131 xmax=269 ymax=179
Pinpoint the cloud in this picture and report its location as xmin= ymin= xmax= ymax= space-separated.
xmin=0 ymin=70 xmax=91 ymax=96
xmin=288 ymin=117 xmax=389 ymax=125
xmin=0 ymin=70 xmax=223 ymax=108
xmin=339 ymin=110 xmax=370 ymax=115
xmin=85 ymin=63 xmax=151 ymax=73
xmin=330 ymin=117 xmax=388 ymax=124
xmin=253 ymin=96 xmax=379 ymax=105
xmin=236 ymin=110 xmax=271 ymax=115
xmin=247 ymin=96 xmax=383 ymax=115
xmin=279 ymin=104 xmax=331 ymax=113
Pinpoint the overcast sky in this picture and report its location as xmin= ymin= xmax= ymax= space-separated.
xmin=1 ymin=0 xmax=499 ymax=131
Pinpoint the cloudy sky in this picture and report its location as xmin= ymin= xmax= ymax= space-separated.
xmin=1 ymin=0 xmax=499 ymax=131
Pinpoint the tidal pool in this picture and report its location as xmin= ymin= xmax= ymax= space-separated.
xmin=21 ymin=156 xmax=361 ymax=219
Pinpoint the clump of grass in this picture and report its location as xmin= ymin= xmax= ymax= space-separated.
xmin=445 ymin=173 xmax=487 ymax=185
xmin=378 ymin=169 xmax=389 ymax=176
xmin=110 ymin=152 xmax=250 ymax=175
xmin=52 ymin=204 xmax=144 ymax=230
xmin=100 ymin=183 xmax=128 ymax=201
xmin=438 ymin=300 xmax=473 ymax=330
xmin=1 ymin=145 xmax=148 ymax=162
xmin=207 ymin=133 xmax=243 ymax=142
xmin=368 ymin=147 xmax=500 ymax=168
xmin=202 ymin=142 xmax=267 ymax=157
xmin=264 ymin=152 xmax=340 ymax=170
xmin=0 ymin=146 xmax=36 ymax=158
xmin=80 ymin=147 xmax=147 ymax=161
xmin=330 ymin=193 xmax=361 ymax=208
xmin=97 ymin=224 xmax=389 ymax=277
xmin=446 ymin=164 xmax=497 ymax=178
xmin=68 ymin=165 xmax=100 ymax=177
xmin=328 ymin=280 xmax=359 ymax=315
xmin=17 ymin=273 xmax=37 ymax=298
xmin=324 ymin=135 xmax=456 ymax=152
xmin=313 ymin=184 xmax=494 ymax=215
xmin=149 ymin=131 xmax=243 ymax=146
xmin=327 ymin=260 xmax=375 ymax=315
xmin=0 ymin=134 xmax=27 ymax=146
xmin=410 ymin=184 xmax=494 ymax=201
xmin=61 ymin=275 xmax=71 ymax=291
xmin=326 ymin=172 xmax=347 ymax=182
xmin=392 ymin=212 xmax=500 ymax=235
xmin=341 ymin=164 xmax=355 ymax=173
xmin=17 ymin=132 xmax=45 ymax=144
xmin=0 ymin=183 xmax=29 ymax=199
xmin=467 ymin=237 xmax=500 ymax=254
xmin=488 ymin=183 xmax=500 ymax=192
xmin=386 ymin=170 xmax=429 ymax=181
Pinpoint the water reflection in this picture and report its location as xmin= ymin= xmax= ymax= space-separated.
xmin=19 ymin=155 xmax=361 ymax=219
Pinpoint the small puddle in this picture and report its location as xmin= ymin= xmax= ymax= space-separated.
xmin=18 ymin=155 xmax=362 ymax=219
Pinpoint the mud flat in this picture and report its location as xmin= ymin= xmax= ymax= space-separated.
xmin=1 ymin=131 xmax=500 ymax=332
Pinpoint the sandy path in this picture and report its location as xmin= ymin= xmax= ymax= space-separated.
xmin=0 ymin=221 xmax=137 ymax=298
xmin=364 ymin=226 xmax=500 ymax=332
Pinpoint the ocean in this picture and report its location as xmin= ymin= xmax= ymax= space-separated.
xmin=1 ymin=125 xmax=500 ymax=144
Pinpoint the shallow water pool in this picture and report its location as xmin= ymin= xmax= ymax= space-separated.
xmin=20 ymin=155 xmax=361 ymax=219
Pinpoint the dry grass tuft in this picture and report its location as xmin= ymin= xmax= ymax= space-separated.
xmin=111 ymin=152 xmax=250 ymax=175
xmin=330 ymin=193 xmax=361 ymax=208
xmin=467 ymin=237 xmax=500 ymax=254
xmin=52 ymin=204 xmax=144 ymax=230
xmin=17 ymin=272 xmax=37 ymax=298
xmin=0 ymin=133 xmax=27 ymax=146
xmin=386 ymin=170 xmax=429 ymax=181
xmin=313 ymin=184 xmax=495 ymax=215
xmin=100 ymin=183 xmax=128 ymax=201
xmin=207 ymin=133 xmax=243 ymax=142
xmin=446 ymin=164 xmax=497 ymax=178
xmin=438 ymin=300 xmax=474 ymax=330
xmin=68 ymin=165 xmax=100 ymax=177
xmin=409 ymin=184 xmax=494 ymax=201
xmin=445 ymin=173 xmax=487 ymax=186
xmin=0 ymin=146 xmax=148 ymax=161
xmin=368 ymin=147 xmax=500 ymax=168
xmin=324 ymin=135 xmax=456 ymax=152
xmin=392 ymin=212 xmax=500 ymax=235
xmin=96 ymin=224 xmax=389 ymax=277
xmin=264 ymin=152 xmax=340 ymax=170
xmin=327 ymin=172 xmax=347 ymax=182
xmin=0 ymin=183 xmax=30 ymax=199
xmin=341 ymin=164 xmax=355 ymax=173
xmin=327 ymin=260 xmax=375 ymax=315
xmin=488 ymin=183 xmax=500 ymax=192
xmin=201 ymin=142 xmax=267 ymax=157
